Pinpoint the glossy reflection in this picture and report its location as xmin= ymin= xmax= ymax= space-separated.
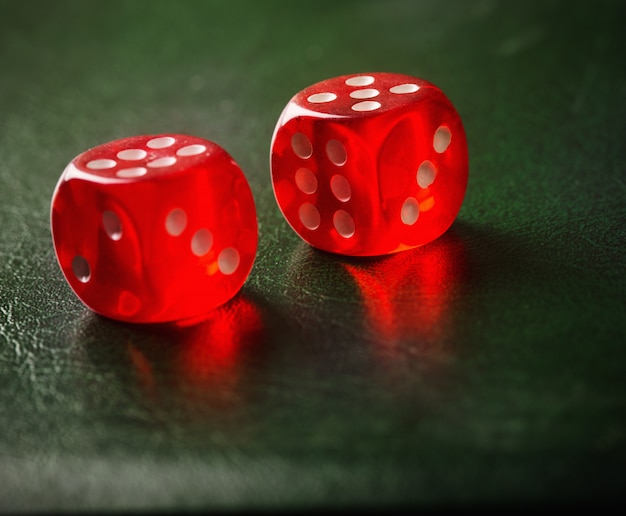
xmin=82 ymin=294 xmax=266 ymax=416
xmin=342 ymin=228 xmax=467 ymax=348
xmin=283 ymin=226 xmax=467 ymax=357
xmin=156 ymin=297 xmax=260 ymax=405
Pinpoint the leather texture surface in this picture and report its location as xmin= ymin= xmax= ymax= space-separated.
xmin=1 ymin=0 xmax=625 ymax=510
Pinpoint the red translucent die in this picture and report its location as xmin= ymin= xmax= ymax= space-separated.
xmin=270 ymin=72 xmax=468 ymax=256
xmin=51 ymin=134 xmax=257 ymax=323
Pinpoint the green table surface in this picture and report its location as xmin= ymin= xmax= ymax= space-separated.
xmin=1 ymin=0 xmax=625 ymax=510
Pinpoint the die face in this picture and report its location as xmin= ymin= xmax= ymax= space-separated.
xmin=271 ymin=117 xmax=379 ymax=255
xmin=292 ymin=73 xmax=435 ymax=118
xmin=377 ymin=93 xmax=468 ymax=252
xmin=51 ymin=134 xmax=258 ymax=323
xmin=270 ymin=73 xmax=468 ymax=256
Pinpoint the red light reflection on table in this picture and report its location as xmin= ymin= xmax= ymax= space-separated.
xmin=127 ymin=295 xmax=264 ymax=411
xmin=343 ymin=231 xmax=465 ymax=349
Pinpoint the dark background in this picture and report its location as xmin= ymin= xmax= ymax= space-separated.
xmin=1 ymin=0 xmax=625 ymax=510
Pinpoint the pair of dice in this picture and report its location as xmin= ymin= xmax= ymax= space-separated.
xmin=51 ymin=73 xmax=468 ymax=324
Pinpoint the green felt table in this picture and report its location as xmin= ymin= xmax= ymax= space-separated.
xmin=1 ymin=0 xmax=625 ymax=510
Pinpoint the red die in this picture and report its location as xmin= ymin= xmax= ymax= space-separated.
xmin=51 ymin=134 xmax=257 ymax=323
xmin=270 ymin=72 xmax=468 ymax=256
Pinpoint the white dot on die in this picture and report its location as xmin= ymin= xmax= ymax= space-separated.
xmin=147 ymin=136 xmax=175 ymax=149
xmin=349 ymin=89 xmax=379 ymax=99
xmin=352 ymin=101 xmax=381 ymax=112
xmin=117 ymin=149 xmax=147 ymax=160
xmin=307 ymin=92 xmax=337 ymax=103
xmin=102 ymin=211 xmax=123 ymax=240
xmin=299 ymin=203 xmax=321 ymax=230
xmin=191 ymin=228 xmax=213 ymax=257
xmin=345 ymin=75 xmax=375 ymax=86
xmin=116 ymin=167 xmax=147 ymax=178
xmin=390 ymin=83 xmax=420 ymax=94
xmin=87 ymin=159 xmax=116 ymax=170
xmin=295 ymin=167 xmax=318 ymax=194
xmin=147 ymin=157 xmax=177 ymax=168
xmin=165 ymin=208 xmax=187 ymax=236
xmin=176 ymin=144 xmax=207 ymax=156
xmin=72 ymin=255 xmax=91 ymax=283
xmin=333 ymin=210 xmax=355 ymax=238
xmin=401 ymin=197 xmax=420 ymax=225
xmin=218 ymin=248 xmax=240 ymax=275
xmin=417 ymin=160 xmax=437 ymax=189
xmin=330 ymin=174 xmax=351 ymax=202
xmin=326 ymin=139 xmax=347 ymax=166
xmin=291 ymin=132 xmax=313 ymax=159
xmin=433 ymin=126 xmax=452 ymax=153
